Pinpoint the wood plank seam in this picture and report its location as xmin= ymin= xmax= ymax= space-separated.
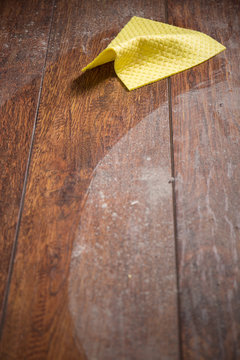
xmin=0 ymin=0 xmax=56 ymax=338
xmin=165 ymin=0 xmax=183 ymax=357
xmin=168 ymin=76 xmax=183 ymax=360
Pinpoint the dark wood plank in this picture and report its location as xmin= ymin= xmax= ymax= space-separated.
xmin=0 ymin=0 xmax=180 ymax=359
xmin=168 ymin=0 xmax=240 ymax=358
xmin=68 ymin=77 xmax=178 ymax=360
xmin=0 ymin=0 xmax=54 ymax=318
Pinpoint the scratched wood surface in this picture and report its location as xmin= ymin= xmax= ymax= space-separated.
xmin=0 ymin=0 xmax=180 ymax=359
xmin=1 ymin=0 xmax=240 ymax=359
xmin=0 ymin=0 xmax=53 ymax=318
xmin=168 ymin=0 xmax=240 ymax=358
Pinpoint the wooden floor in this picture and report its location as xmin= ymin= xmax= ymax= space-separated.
xmin=0 ymin=0 xmax=239 ymax=359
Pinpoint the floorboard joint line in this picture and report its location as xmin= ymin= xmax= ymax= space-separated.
xmin=165 ymin=1 xmax=183 ymax=358
xmin=0 ymin=0 xmax=56 ymax=338
xmin=168 ymin=76 xmax=183 ymax=360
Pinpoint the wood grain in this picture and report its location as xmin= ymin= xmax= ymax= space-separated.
xmin=168 ymin=0 xmax=240 ymax=358
xmin=68 ymin=89 xmax=178 ymax=360
xmin=0 ymin=1 xmax=180 ymax=359
xmin=0 ymin=0 xmax=54 ymax=318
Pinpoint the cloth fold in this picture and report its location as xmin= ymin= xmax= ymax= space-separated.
xmin=82 ymin=16 xmax=226 ymax=90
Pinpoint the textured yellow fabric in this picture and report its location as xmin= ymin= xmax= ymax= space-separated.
xmin=82 ymin=16 xmax=226 ymax=91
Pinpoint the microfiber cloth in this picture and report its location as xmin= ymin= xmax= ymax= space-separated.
xmin=82 ymin=16 xmax=226 ymax=90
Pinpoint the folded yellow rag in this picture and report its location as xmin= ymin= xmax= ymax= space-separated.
xmin=82 ymin=16 xmax=225 ymax=90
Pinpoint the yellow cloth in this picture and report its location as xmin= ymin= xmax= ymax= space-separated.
xmin=82 ymin=16 xmax=225 ymax=91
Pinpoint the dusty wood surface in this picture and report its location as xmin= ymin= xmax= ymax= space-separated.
xmin=168 ymin=0 xmax=240 ymax=358
xmin=0 ymin=0 xmax=53 ymax=318
xmin=0 ymin=1 xmax=179 ymax=359
xmin=0 ymin=0 xmax=239 ymax=359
